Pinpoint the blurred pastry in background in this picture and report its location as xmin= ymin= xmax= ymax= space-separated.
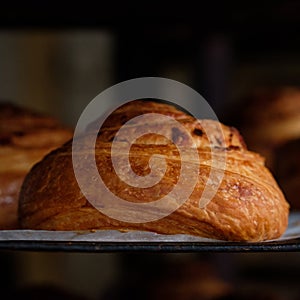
xmin=150 ymin=261 xmax=231 ymax=300
xmin=274 ymin=138 xmax=300 ymax=209
xmin=0 ymin=102 xmax=72 ymax=229
xmin=101 ymin=259 xmax=231 ymax=300
xmin=238 ymin=87 xmax=300 ymax=209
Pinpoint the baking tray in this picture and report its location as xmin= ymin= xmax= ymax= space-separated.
xmin=1 ymin=239 xmax=300 ymax=253
xmin=0 ymin=212 xmax=299 ymax=253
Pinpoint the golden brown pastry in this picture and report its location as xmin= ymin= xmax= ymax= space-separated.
xmin=0 ymin=103 xmax=73 ymax=229
xmin=19 ymin=100 xmax=289 ymax=241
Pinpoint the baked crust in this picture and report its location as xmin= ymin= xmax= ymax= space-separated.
xmin=0 ymin=103 xmax=72 ymax=229
xmin=19 ymin=100 xmax=289 ymax=241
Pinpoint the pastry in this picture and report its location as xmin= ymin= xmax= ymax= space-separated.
xmin=19 ymin=100 xmax=289 ymax=241
xmin=0 ymin=103 xmax=73 ymax=229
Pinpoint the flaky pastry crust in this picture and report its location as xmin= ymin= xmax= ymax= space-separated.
xmin=19 ymin=100 xmax=289 ymax=241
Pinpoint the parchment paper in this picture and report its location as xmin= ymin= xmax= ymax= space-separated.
xmin=0 ymin=212 xmax=299 ymax=243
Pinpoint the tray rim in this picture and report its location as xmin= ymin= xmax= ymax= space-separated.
xmin=1 ymin=239 xmax=300 ymax=253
